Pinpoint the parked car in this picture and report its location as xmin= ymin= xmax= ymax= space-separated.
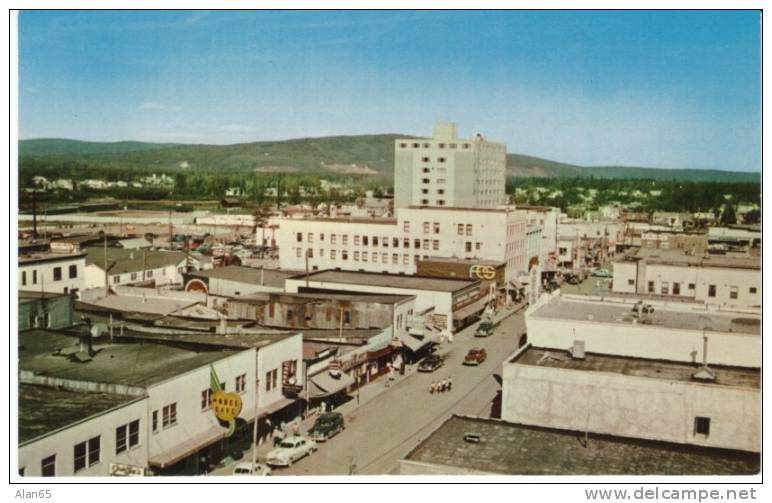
xmin=592 ymin=269 xmax=612 ymax=278
xmin=418 ymin=354 xmax=444 ymax=373
xmin=232 ymin=461 xmax=272 ymax=476
xmin=266 ymin=436 xmax=317 ymax=467
xmin=564 ymin=273 xmax=582 ymax=285
xmin=463 ymin=348 xmax=487 ymax=366
xmin=308 ymin=412 xmax=345 ymax=441
xmin=474 ymin=321 xmax=495 ymax=338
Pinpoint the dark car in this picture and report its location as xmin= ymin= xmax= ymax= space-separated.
xmin=418 ymin=354 xmax=444 ymax=373
xmin=463 ymin=348 xmax=487 ymax=366
xmin=307 ymin=412 xmax=345 ymax=442
xmin=474 ymin=321 xmax=495 ymax=338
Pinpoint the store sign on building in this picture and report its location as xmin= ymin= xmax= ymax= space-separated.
xmin=210 ymin=366 xmax=242 ymax=437
xmin=469 ymin=264 xmax=497 ymax=280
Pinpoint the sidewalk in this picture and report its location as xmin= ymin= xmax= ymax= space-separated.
xmin=209 ymin=299 xmax=527 ymax=475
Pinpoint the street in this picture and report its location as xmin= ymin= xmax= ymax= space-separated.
xmin=213 ymin=306 xmax=525 ymax=476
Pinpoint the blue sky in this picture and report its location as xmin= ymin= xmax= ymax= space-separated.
xmin=18 ymin=10 xmax=760 ymax=171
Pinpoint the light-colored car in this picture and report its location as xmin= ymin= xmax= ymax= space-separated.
xmin=592 ymin=268 xmax=612 ymax=278
xmin=266 ymin=436 xmax=318 ymax=467
xmin=232 ymin=461 xmax=272 ymax=476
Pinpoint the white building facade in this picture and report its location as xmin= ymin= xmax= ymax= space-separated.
xmin=19 ymin=252 xmax=87 ymax=295
xmin=394 ymin=123 xmax=506 ymax=209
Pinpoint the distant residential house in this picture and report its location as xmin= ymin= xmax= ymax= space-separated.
xmin=83 ymin=247 xmax=201 ymax=289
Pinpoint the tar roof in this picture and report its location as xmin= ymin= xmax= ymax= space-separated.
xmin=404 ymin=415 xmax=759 ymax=475
xmin=513 ymin=347 xmax=760 ymax=389
xmin=19 ymin=291 xmax=70 ymax=301
xmin=19 ymin=251 xmax=86 ymax=265
xmin=19 ymin=329 xmax=239 ymax=387
xmin=290 ymin=269 xmax=479 ymax=292
xmin=530 ymin=296 xmax=760 ymax=335
xmin=76 ymin=295 xmax=199 ymax=317
xmin=117 ymin=330 xmax=298 ymax=350
xmin=19 ymin=384 xmax=140 ymax=444
xmin=85 ymin=247 xmax=186 ymax=274
xmin=189 ymin=266 xmax=301 ymax=288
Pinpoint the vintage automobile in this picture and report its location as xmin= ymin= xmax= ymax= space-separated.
xmin=232 ymin=461 xmax=272 ymax=476
xmin=266 ymin=436 xmax=318 ymax=467
xmin=418 ymin=354 xmax=444 ymax=373
xmin=474 ymin=321 xmax=495 ymax=337
xmin=308 ymin=412 xmax=345 ymax=441
xmin=463 ymin=348 xmax=487 ymax=366
xmin=592 ymin=268 xmax=612 ymax=278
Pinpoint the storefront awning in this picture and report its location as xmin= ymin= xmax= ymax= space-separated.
xmin=308 ymin=371 xmax=355 ymax=398
xmin=149 ymin=424 xmax=225 ymax=469
xmin=398 ymin=331 xmax=438 ymax=352
xmin=453 ymin=298 xmax=488 ymax=321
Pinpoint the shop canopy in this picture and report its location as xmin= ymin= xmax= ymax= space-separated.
xmin=308 ymin=371 xmax=355 ymax=398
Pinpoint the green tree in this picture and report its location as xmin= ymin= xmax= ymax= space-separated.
xmin=720 ymin=203 xmax=737 ymax=226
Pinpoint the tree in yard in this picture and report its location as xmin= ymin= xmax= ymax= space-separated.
xmin=720 ymin=203 xmax=737 ymax=226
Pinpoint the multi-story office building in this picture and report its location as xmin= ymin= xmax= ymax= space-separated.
xmin=276 ymin=206 xmax=527 ymax=282
xmin=394 ymin=123 xmax=506 ymax=209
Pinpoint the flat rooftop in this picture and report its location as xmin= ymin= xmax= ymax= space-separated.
xmin=619 ymin=248 xmax=760 ymax=270
xmin=19 ymin=329 xmax=239 ymax=387
xmin=19 ymin=383 xmax=140 ymax=444
xmin=404 ymin=415 xmax=759 ymax=475
xmin=283 ymin=216 xmax=397 ymax=225
xmin=19 ymin=250 xmax=86 ymax=265
xmin=290 ymin=269 xmax=479 ymax=293
xmin=189 ymin=266 xmax=301 ymax=288
xmin=530 ymin=296 xmax=760 ymax=335
xmin=419 ymin=256 xmax=504 ymax=267
xmin=513 ymin=347 xmax=760 ymax=389
xmin=116 ymin=329 xmax=298 ymax=350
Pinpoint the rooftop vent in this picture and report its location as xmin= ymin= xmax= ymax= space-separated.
xmin=571 ymin=340 xmax=586 ymax=360
xmin=692 ymin=334 xmax=716 ymax=383
xmin=463 ymin=433 xmax=482 ymax=444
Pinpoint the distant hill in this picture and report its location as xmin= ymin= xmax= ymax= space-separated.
xmin=19 ymin=136 xmax=760 ymax=183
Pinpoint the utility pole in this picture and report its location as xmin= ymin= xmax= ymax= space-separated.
xmin=251 ymin=379 xmax=259 ymax=470
xmin=103 ymin=230 xmax=109 ymax=293
xmin=168 ymin=210 xmax=173 ymax=248
xmin=305 ymin=249 xmax=310 ymax=289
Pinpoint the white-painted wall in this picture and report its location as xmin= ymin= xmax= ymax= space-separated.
xmin=255 ymin=334 xmax=304 ymax=410
xmin=19 ymin=256 xmax=86 ymax=294
xmin=19 ymin=397 xmax=148 ymax=477
xmin=502 ymin=363 xmax=760 ymax=452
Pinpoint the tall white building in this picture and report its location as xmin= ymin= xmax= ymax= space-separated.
xmin=394 ymin=123 xmax=507 ymax=209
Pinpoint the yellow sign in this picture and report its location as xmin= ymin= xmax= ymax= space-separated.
xmin=212 ymin=390 xmax=243 ymax=422
xmin=469 ymin=264 xmax=496 ymax=280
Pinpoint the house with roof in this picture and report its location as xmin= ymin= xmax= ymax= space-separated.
xmin=83 ymin=247 xmax=205 ymax=289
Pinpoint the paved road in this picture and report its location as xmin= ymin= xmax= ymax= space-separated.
xmin=268 ymin=308 xmax=526 ymax=476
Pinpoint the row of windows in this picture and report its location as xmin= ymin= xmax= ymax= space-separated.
xmin=112 ymin=268 xmax=165 ymax=284
xmin=20 ymin=265 xmax=77 ymax=286
xmin=419 ymin=200 xmax=446 ymax=206
xmin=420 ymin=157 xmax=447 ymax=163
xmin=400 ymin=142 xmax=471 ymax=149
xmin=299 ymin=240 xmax=484 ymax=262
xmin=421 ymin=167 xmax=447 ymax=174
xmin=421 ymin=178 xmax=446 ymax=184
xmin=642 ymin=281 xmax=758 ymax=298
xmin=151 ymin=403 xmax=177 ymax=433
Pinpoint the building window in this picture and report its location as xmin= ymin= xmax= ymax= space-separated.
xmin=422 ymin=167 xmax=430 ymax=173
xmin=400 ymin=143 xmax=407 ymax=148
xmin=147 ymin=270 xmax=153 ymax=278
xmin=438 ymin=143 xmax=445 ymax=149
xmin=708 ymin=285 xmax=717 ymax=297
xmin=437 ymin=189 xmax=445 ymax=195
xmin=53 ymin=267 xmax=62 ymax=282
xmin=265 ymin=369 xmax=278 ymax=391
xmin=673 ymin=283 xmax=680 ymax=295
xmin=382 ymin=252 xmax=388 ymax=263
xmin=414 ymin=255 xmax=420 ymax=264
xmin=373 ymin=237 xmax=379 ymax=246
xmin=320 ymin=233 xmax=325 ymax=241
xmin=73 ymin=436 xmax=100 ymax=473
xmin=412 ymin=143 xmax=420 ymax=148
xmin=201 ymin=389 xmax=213 ymax=410
xmin=432 ymin=240 xmax=439 ymax=251
xmin=296 ymin=232 xmax=303 ymax=242
xmin=465 ymin=224 xmax=473 ymax=236
xmin=162 ymin=404 xmax=177 ymax=429
xmin=342 ymin=251 xmax=348 ymax=260
xmin=362 ymin=251 xmax=368 ymax=262
xmin=362 ymin=235 xmax=369 ymax=246
xmin=423 ymin=222 xmax=430 ymax=233
xmin=307 ymin=249 xmax=313 ymax=259
xmin=689 ymin=283 xmax=696 ymax=290
xmin=41 ymin=455 xmax=55 ymax=477
xmin=647 ymin=281 xmax=655 ymax=293
xmin=69 ymin=265 xmax=78 ymax=278
xmin=457 ymin=224 xmax=464 ymax=236
xmin=694 ymin=416 xmax=711 ymax=436
xmin=372 ymin=253 xmax=378 ymax=263
xmin=116 ymin=419 xmax=140 ymax=453
xmin=131 ymin=272 xmax=138 ymax=281
xmin=21 ymin=271 xmax=26 ymax=286
xmin=421 ymin=157 xmax=429 ymax=162
xmin=353 ymin=251 xmax=360 ymax=261
xmin=319 ymin=249 xmax=324 ymax=257
xmin=422 ymin=240 xmax=429 ymax=250
xmin=342 ymin=235 xmax=348 ymax=245
xmin=236 ymin=374 xmax=247 ymax=393
xmin=421 ymin=199 xmax=429 ymax=205
xmin=32 ymin=270 xmax=37 ymax=284
xmin=437 ymin=157 xmax=446 ymax=163
xmin=307 ymin=233 xmax=314 ymax=244
xmin=433 ymin=222 xmax=440 ymax=234
xmin=465 ymin=242 xmax=472 ymax=253
xmin=403 ymin=222 xmax=410 ymax=232
xmin=330 ymin=249 xmax=336 ymax=260
xmin=113 ymin=275 xmax=121 ymax=284
xmin=296 ymin=248 xmax=302 ymax=258
xmin=437 ymin=179 xmax=446 ymax=185
xmin=750 ymin=287 xmax=757 ymax=294
xmin=152 ymin=411 xmax=158 ymax=433
xmin=661 ymin=282 xmax=669 ymax=295
xmin=729 ymin=286 xmax=738 ymax=299
xmin=403 ymin=255 xmax=409 ymax=265
xmin=331 ymin=234 xmax=337 ymax=245
xmin=628 ymin=279 xmax=635 ymax=286
xmin=414 ymin=239 xmax=420 ymax=249
xmin=392 ymin=253 xmax=398 ymax=264
xmin=390 ymin=237 xmax=398 ymax=248
xmin=422 ymin=178 xmax=430 ymax=184
xmin=354 ymin=235 xmax=360 ymax=246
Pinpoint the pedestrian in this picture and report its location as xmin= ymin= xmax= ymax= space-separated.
xmin=292 ymin=421 xmax=299 ymax=437
xmin=440 ymin=378 xmax=447 ymax=393
xmin=447 ymin=376 xmax=452 ymax=392
xmin=266 ymin=418 xmax=273 ymax=439
xmin=430 ymin=381 xmax=436 ymax=394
